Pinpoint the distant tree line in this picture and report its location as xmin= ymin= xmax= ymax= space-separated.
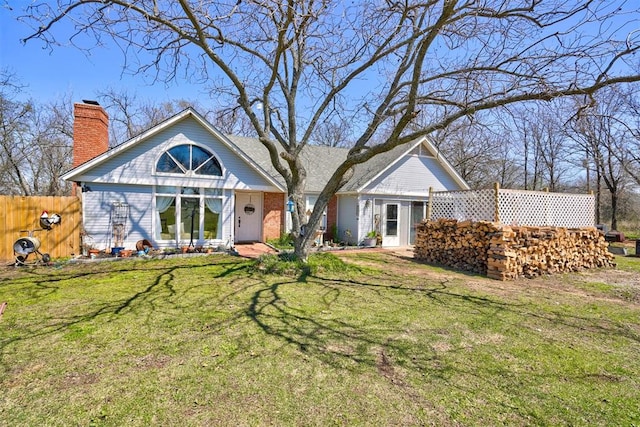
xmin=426 ymin=85 xmax=640 ymax=231
xmin=2 ymin=69 xmax=639 ymax=231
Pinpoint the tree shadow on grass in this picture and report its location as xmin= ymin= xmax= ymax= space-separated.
xmin=0 ymin=258 xmax=253 ymax=359
xmin=242 ymin=267 xmax=640 ymax=424
xmin=245 ymin=271 xmax=512 ymax=369
xmin=245 ymin=263 xmax=640 ymax=371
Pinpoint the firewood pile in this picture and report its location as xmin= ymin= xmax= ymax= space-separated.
xmin=414 ymin=219 xmax=615 ymax=280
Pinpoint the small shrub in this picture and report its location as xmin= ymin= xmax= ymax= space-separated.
xmin=266 ymin=233 xmax=295 ymax=249
xmin=252 ymin=252 xmax=355 ymax=277
xmin=253 ymin=253 xmax=307 ymax=276
xmin=307 ymin=252 xmax=352 ymax=274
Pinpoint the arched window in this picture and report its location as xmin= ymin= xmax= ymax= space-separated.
xmin=156 ymin=144 xmax=222 ymax=176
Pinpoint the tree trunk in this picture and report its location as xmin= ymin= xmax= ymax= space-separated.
xmin=610 ymin=191 xmax=618 ymax=231
xmin=293 ymin=234 xmax=314 ymax=261
xmin=595 ymin=169 xmax=601 ymax=225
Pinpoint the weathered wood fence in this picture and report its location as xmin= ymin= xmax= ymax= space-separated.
xmin=0 ymin=196 xmax=81 ymax=263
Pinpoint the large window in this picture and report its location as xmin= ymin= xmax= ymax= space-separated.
xmin=156 ymin=144 xmax=222 ymax=176
xmin=156 ymin=187 xmax=223 ymax=243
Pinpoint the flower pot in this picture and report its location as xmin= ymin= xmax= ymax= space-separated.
xmin=363 ymin=237 xmax=377 ymax=247
xmin=88 ymin=249 xmax=100 ymax=259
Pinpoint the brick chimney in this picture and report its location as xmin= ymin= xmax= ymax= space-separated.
xmin=73 ymin=101 xmax=109 ymax=168
xmin=71 ymin=101 xmax=109 ymax=196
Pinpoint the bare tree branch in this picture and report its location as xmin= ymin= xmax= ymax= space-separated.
xmin=17 ymin=0 xmax=640 ymax=258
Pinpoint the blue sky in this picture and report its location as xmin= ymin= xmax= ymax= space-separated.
xmin=0 ymin=7 xmax=202 ymax=104
xmin=2 ymin=2 xmax=639 ymax=108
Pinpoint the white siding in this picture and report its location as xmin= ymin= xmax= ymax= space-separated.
xmin=78 ymin=116 xmax=279 ymax=191
xmin=222 ymin=189 xmax=234 ymax=246
xmin=336 ymin=195 xmax=358 ymax=245
xmin=363 ymin=155 xmax=463 ymax=195
xmin=358 ymin=197 xmax=375 ymax=244
xmin=357 ymin=195 xmax=429 ymax=247
xmin=83 ymin=183 xmax=153 ymax=250
xmin=84 ymin=184 xmax=237 ymax=250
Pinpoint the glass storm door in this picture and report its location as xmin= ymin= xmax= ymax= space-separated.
xmin=382 ymin=202 xmax=399 ymax=246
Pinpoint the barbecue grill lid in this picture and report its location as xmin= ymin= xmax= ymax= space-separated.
xmin=13 ymin=237 xmax=40 ymax=255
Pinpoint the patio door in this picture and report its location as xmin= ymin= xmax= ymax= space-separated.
xmin=382 ymin=202 xmax=399 ymax=247
xmin=235 ymin=192 xmax=262 ymax=242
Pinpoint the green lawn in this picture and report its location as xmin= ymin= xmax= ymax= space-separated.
xmin=1 ymin=252 xmax=639 ymax=426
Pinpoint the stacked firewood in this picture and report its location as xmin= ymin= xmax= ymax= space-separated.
xmin=414 ymin=219 xmax=496 ymax=275
xmin=414 ymin=219 xmax=615 ymax=280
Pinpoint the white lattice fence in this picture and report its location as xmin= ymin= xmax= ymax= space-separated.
xmin=429 ymin=187 xmax=595 ymax=228
xmin=430 ymin=189 xmax=495 ymax=222
xmin=498 ymin=190 xmax=594 ymax=228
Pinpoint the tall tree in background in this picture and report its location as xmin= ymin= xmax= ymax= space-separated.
xmin=567 ymin=87 xmax=633 ymax=229
xmin=0 ymin=70 xmax=72 ymax=196
xmin=97 ymin=88 xmax=207 ymax=145
xmin=431 ymin=118 xmax=520 ymax=189
xmin=621 ymin=87 xmax=640 ymax=188
xmin=20 ymin=1 xmax=640 ymax=259
xmin=512 ymin=101 xmax=574 ymax=192
xmin=97 ymin=88 xmax=256 ymax=145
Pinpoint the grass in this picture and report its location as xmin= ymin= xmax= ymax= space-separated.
xmin=1 ymin=252 xmax=640 ymax=426
xmin=265 ymin=233 xmax=295 ymax=250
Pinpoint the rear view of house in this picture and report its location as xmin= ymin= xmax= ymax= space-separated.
xmin=63 ymin=101 xmax=468 ymax=251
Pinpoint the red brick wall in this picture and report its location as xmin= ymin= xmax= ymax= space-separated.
xmin=326 ymin=195 xmax=338 ymax=240
xmin=263 ymin=192 xmax=284 ymax=241
xmin=73 ymin=103 xmax=109 ymax=168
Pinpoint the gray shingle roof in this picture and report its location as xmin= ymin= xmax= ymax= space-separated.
xmin=226 ymin=134 xmax=414 ymax=193
xmin=65 ymin=106 xmax=466 ymax=193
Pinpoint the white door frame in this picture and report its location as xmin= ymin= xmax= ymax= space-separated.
xmin=382 ymin=201 xmax=400 ymax=247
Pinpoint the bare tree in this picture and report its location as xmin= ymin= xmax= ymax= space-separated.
xmin=19 ymin=1 xmax=640 ymax=259
xmin=97 ymin=88 xmax=202 ymax=145
xmin=31 ymin=96 xmax=74 ymax=195
xmin=621 ymin=87 xmax=640 ymax=187
xmin=210 ymin=105 xmax=256 ymax=137
xmin=431 ymin=117 xmax=519 ymax=189
xmin=98 ymin=87 xmax=256 ymax=144
xmin=0 ymin=70 xmax=33 ymax=195
xmin=512 ymin=101 xmax=575 ymax=192
xmin=0 ymin=70 xmax=73 ymax=195
xmin=311 ymin=116 xmax=354 ymax=147
xmin=567 ymin=87 xmax=634 ymax=229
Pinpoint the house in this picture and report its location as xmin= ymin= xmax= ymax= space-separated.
xmin=63 ymin=101 xmax=469 ymax=251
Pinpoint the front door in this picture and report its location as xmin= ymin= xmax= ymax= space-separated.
xmin=382 ymin=202 xmax=400 ymax=247
xmin=235 ymin=192 xmax=262 ymax=242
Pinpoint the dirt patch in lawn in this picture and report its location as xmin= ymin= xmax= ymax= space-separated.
xmin=335 ymin=249 xmax=640 ymax=306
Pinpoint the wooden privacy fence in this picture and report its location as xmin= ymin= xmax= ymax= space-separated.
xmin=0 ymin=196 xmax=81 ymax=263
